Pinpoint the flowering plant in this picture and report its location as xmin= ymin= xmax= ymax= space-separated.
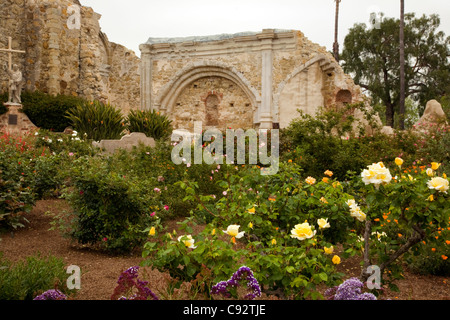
xmin=33 ymin=289 xmax=67 ymax=300
xmin=111 ymin=266 xmax=158 ymax=300
xmin=349 ymin=160 xmax=449 ymax=288
xmin=210 ymin=266 xmax=261 ymax=300
xmin=143 ymin=163 xmax=351 ymax=299
xmin=324 ymin=278 xmax=376 ymax=300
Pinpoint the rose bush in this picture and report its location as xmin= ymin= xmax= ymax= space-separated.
xmin=142 ymin=162 xmax=357 ymax=299
xmin=347 ymin=160 xmax=449 ymax=289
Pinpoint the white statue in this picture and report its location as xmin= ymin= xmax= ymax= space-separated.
xmin=4 ymin=63 xmax=23 ymax=104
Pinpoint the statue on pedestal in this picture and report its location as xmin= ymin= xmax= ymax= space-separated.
xmin=1 ymin=36 xmax=26 ymax=105
xmin=3 ymin=63 xmax=23 ymax=104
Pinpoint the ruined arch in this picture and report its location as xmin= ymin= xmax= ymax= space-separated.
xmin=274 ymin=54 xmax=337 ymax=128
xmin=154 ymin=61 xmax=261 ymax=119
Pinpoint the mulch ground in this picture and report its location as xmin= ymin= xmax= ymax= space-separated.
xmin=0 ymin=199 xmax=448 ymax=300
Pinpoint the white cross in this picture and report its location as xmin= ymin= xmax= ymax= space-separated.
xmin=0 ymin=37 xmax=26 ymax=71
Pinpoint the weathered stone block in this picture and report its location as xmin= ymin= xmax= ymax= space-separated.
xmin=92 ymin=132 xmax=156 ymax=154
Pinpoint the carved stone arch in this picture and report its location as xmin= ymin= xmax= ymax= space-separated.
xmin=273 ymin=54 xmax=336 ymax=122
xmin=154 ymin=61 xmax=261 ymax=119
xmin=98 ymin=31 xmax=112 ymax=72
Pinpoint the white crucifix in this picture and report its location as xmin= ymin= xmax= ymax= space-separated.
xmin=1 ymin=37 xmax=26 ymax=104
xmin=0 ymin=36 xmax=25 ymax=71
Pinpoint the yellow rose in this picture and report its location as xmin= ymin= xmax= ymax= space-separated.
xmin=332 ymin=255 xmax=341 ymax=265
xmin=320 ymin=197 xmax=328 ymax=204
xmin=211 ymin=228 xmax=216 ymax=236
xmin=324 ymin=170 xmax=333 ymax=177
xmin=223 ymin=225 xmax=245 ymax=238
xmin=427 ymin=177 xmax=449 ymax=194
xmin=271 ymin=239 xmax=277 ymax=245
xmin=305 ymin=176 xmax=316 ymax=185
xmin=431 ymin=162 xmax=441 ymax=170
xmin=426 ymin=168 xmax=434 ymax=177
xmin=427 ymin=195 xmax=434 ymax=202
xmin=332 ymin=181 xmax=341 ymax=188
xmin=148 ymin=226 xmax=156 ymax=236
xmin=324 ymin=246 xmax=334 ymax=255
xmin=395 ymin=157 xmax=403 ymax=167
xmin=177 ymin=235 xmax=197 ymax=249
xmin=248 ymin=207 xmax=256 ymax=214
xmin=350 ymin=207 xmax=366 ymax=222
xmin=290 ymin=222 xmax=316 ymax=241
xmin=317 ymin=218 xmax=330 ymax=229
xmin=248 ymin=222 xmax=253 ymax=229
xmin=361 ymin=162 xmax=392 ymax=186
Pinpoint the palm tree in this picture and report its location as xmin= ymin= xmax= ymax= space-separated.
xmin=399 ymin=0 xmax=406 ymax=129
xmin=333 ymin=0 xmax=341 ymax=62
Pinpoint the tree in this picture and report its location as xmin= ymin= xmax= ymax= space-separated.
xmin=341 ymin=13 xmax=450 ymax=128
xmin=399 ymin=0 xmax=405 ymax=130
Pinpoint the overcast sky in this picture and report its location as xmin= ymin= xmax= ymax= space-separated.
xmin=79 ymin=0 xmax=450 ymax=57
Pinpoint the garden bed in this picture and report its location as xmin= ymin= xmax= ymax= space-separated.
xmin=0 ymin=199 xmax=448 ymax=300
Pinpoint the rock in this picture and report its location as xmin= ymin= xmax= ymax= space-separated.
xmin=92 ymin=132 xmax=155 ymax=154
xmin=380 ymin=126 xmax=394 ymax=135
xmin=413 ymin=100 xmax=447 ymax=131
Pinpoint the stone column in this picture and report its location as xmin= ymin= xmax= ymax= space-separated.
xmin=139 ymin=44 xmax=152 ymax=111
xmin=257 ymin=29 xmax=275 ymax=129
xmin=46 ymin=4 xmax=62 ymax=96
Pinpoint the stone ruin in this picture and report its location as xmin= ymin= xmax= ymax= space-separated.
xmin=3 ymin=0 xmax=445 ymax=138
xmin=140 ymin=29 xmax=365 ymax=131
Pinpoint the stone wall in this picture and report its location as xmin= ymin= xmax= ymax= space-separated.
xmin=0 ymin=0 xmax=140 ymax=115
xmin=140 ymin=29 xmax=363 ymax=130
xmin=173 ymin=76 xmax=253 ymax=131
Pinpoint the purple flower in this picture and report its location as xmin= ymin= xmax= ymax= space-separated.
xmin=111 ymin=266 xmax=158 ymax=300
xmin=325 ymin=277 xmax=377 ymax=300
xmin=211 ymin=266 xmax=261 ymax=300
xmin=34 ymin=289 xmax=67 ymax=300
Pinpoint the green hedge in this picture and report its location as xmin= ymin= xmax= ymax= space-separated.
xmin=20 ymin=91 xmax=88 ymax=132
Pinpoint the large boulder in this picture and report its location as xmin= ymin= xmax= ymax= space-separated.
xmin=413 ymin=100 xmax=447 ymax=131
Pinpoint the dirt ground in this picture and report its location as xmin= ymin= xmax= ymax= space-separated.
xmin=0 ymin=199 xmax=448 ymax=300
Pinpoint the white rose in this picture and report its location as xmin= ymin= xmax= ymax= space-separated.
xmin=223 ymin=225 xmax=245 ymax=238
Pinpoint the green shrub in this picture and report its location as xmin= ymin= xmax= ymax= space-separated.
xmin=65 ymin=100 xmax=125 ymax=141
xmin=0 ymin=133 xmax=40 ymax=230
xmin=142 ymin=163 xmax=350 ymax=299
xmin=0 ymin=252 xmax=74 ymax=300
xmin=20 ymin=91 xmax=87 ymax=132
xmin=0 ymin=92 xmax=7 ymax=115
xmin=127 ymin=109 xmax=173 ymax=140
xmin=33 ymin=129 xmax=98 ymax=158
xmin=405 ymin=242 xmax=450 ymax=276
xmin=61 ymin=156 xmax=162 ymax=253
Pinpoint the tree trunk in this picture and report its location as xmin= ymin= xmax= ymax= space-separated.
xmin=385 ymin=101 xmax=395 ymax=128
xmin=333 ymin=0 xmax=341 ymax=62
xmin=399 ymin=0 xmax=406 ymax=130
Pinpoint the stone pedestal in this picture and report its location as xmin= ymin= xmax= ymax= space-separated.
xmin=0 ymin=103 xmax=37 ymax=136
